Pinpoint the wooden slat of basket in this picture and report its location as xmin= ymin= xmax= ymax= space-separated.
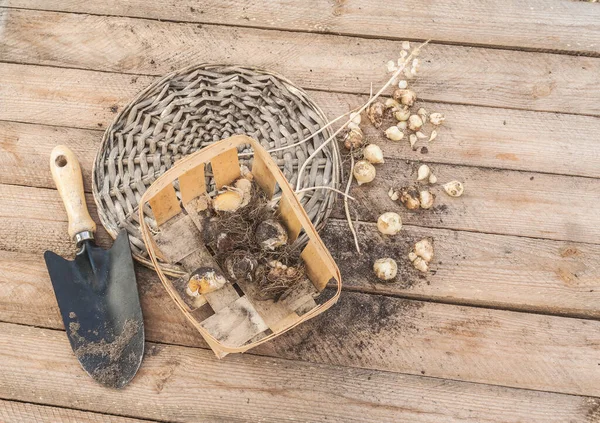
xmin=278 ymin=194 xmax=303 ymax=243
xmin=148 ymin=183 xmax=181 ymax=226
xmin=179 ymin=163 xmax=206 ymax=205
xmin=251 ymin=152 xmax=277 ymax=199
xmin=211 ymin=148 xmax=241 ymax=189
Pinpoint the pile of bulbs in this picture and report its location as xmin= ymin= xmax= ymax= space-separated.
xmin=336 ymin=41 xmax=470 ymax=282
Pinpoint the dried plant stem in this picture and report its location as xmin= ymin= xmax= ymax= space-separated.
xmin=295 ymin=186 xmax=356 ymax=201
xmin=238 ymin=109 xmax=359 ymax=158
xmin=270 ymin=186 xmax=355 ymax=204
xmin=345 ymin=151 xmax=361 ymax=254
xmin=295 ymin=39 xmax=430 ymax=192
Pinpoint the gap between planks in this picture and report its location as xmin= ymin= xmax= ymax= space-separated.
xmin=0 ymin=398 xmax=165 ymax=423
xmin=1 ymin=1 xmax=599 ymax=57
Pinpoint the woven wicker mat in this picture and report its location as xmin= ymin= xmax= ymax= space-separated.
xmin=92 ymin=64 xmax=341 ymax=274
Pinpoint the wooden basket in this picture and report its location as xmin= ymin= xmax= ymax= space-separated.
xmin=138 ymin=135 xmax=341 ymax=357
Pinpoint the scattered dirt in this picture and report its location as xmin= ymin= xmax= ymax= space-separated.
xmin=69 ymin=311 xmax=76 ymax=319
xmin=73 ymin=319 xmax=140 ymax=362
xmin=321 ymin=221 xmax=427 ymax=290
xmin=269 ymin=290 xmax=423 ymax=357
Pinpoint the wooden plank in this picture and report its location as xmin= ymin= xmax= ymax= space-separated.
xmin=2 ymin=251 xmax=600 ymax=396
xmin=4 ymin=149 xmax=600 ymax=247
xmin=2 ymin=0 xmax=600 ymax=55
xmin=3 ymin=76 xmax=600 ymax=180
xmin=3 ymin=184 xmax=600 ymax=317
xmin=0 ymin=399 xmax=154 ymax=423
xmin=1 ymin=10 xmax=600 ymax=115
xmin=1 ymin=322 xmax=598 ymax=423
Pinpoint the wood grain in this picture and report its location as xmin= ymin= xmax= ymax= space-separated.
xmin=3 ymin=71 xmax=600 ymax=180
xmin=332 ymin=160 xmax=600 ymax=244
xmin=1 ymin=9 xmax=600 ymax=115
xmin=1 ymin=322 xmax=600 ymax=423
xmin=3 ymin=140 xmax=600 ymax=246
xmin=0 ymin=399 xmax=155 ymax=423
xmin=2 ymin=249 xmax=600 ymax=396
xmin=2 ymin=0 xmax=600 ymax=55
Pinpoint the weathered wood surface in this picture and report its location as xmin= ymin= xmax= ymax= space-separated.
xmin=2 ymin=250 xmax=600 ymax=396
xmin=2 ymin=182 xmax=600 ymax=318
xmin=332 ymin=160 xmax=600 ymax=244
xmin=1 ymin=9 xmax=600 ymax=115
xmin=4 ymin=94 xmax=600 ymax=189
xmin=3 ymin=0 xmax=600 ymax=55
xmin=2 ymin=322 xmax=600 ymax=423
xmin=1 ymin=2 xmax=600 ymax=420
xmin=3 ymin=134 xmax=599 ymax=246
xmin=0 ymin=399 xmax=155 ymax=423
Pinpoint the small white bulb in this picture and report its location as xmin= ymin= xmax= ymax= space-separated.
xmin=394 ymin=107 xmax=411 ymax=122
xmin=387 ymin=60 xmax=398 ymax=73
xmin=429 ymin=113 xmax=445 ymax=126
xmin=408 ymin=115 xmax=423 ymax=131
xmin=401 ymin=41 xmax=410 ymax=50
xmin=409 ymin=134 xmax=418 ymax=149
xmin=353 ymin=160 xmax=376 ymax=185
xmin=385 ymin=98 xmax=401 ymax=110
xmin=419 ymin=190 xmax=435 ymax=209
xmin=374 ymin=258 xmax=398 ymax=281
xmin=398 ymin=80 xmax=408 ymax=89
xmin=443 ymin=181 xmax=464 ymax=197
xmin=414 ymin=238 xmax=434 ymax=263
xmin=363 ymin=144 xmax=385 ymax=164
xmin=429 ymin=130 xmax=438 ymax=142
xmin=412 ymin=256 xmax=429 ymax=272
xmin=350 ymin=112 xmax=361 ymax=125
xmin=385 ymin=126 xmax=404 ymax=141
xmin=428 ymin=174 xmax=437 ymax=184
xmin=417 ymin=164 xmax=431 ymax=181
xmin=397 ymin=121 xmax=408 ymax=131
xmin=377 ymin=212 xmax=402 ymax=235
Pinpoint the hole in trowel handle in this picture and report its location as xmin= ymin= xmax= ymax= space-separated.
xmin=55 ymin=155 xmax=68 ymax=167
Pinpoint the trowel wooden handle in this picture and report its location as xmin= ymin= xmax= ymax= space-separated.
xmin=50 ymin=145 xmax=96 ymax=240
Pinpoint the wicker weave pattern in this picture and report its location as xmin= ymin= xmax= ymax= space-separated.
xmin=93 ymin=64 xmax=340 ymax=272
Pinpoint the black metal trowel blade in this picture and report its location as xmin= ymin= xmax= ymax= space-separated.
xmin=44 ymin=230 xmax=144 ymax=389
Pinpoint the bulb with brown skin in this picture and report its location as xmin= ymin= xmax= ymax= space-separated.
xmin=255 ymin=219 xmax=288 ymax=250
xmin=343 ymin=127 xmax=364 ymax=150
xmin=399 ymin=185 xmax=421 ymax=210
xmin=367 ymin=102 xmax=386 ymax=128
xmin=224 ymin=251 xmax=258 ymax=282
xmin=392 ymin=89 xmax=417 ymax=106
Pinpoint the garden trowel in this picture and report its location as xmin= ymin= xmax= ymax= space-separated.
xmin=44 ymin=145 xmax=144 ymax=389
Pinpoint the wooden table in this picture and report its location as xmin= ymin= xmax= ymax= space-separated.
xmin=1 ymin=2 xmax=600 ymax=422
